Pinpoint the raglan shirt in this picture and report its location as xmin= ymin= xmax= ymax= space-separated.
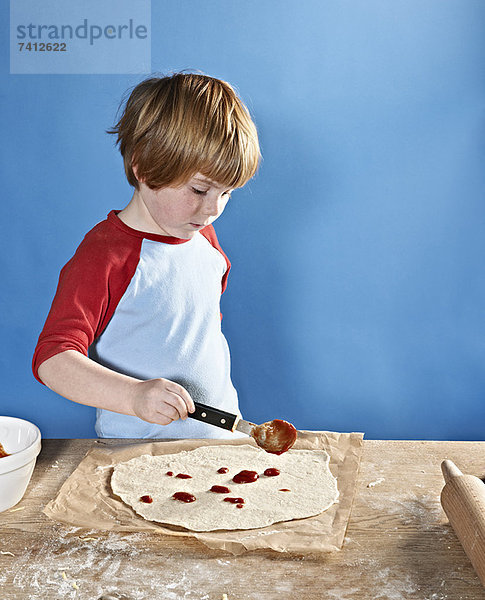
xmin=32 ymin=210 xmax=241 ymax=439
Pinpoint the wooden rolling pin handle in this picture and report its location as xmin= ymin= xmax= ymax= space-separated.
xmin=440 ymin=459 xmax=485 ymax=588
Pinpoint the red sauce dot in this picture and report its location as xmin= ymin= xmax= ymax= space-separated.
xmin=176 ymin=473 xmax=192 ymax=479
xmin=217 ymin=467 xmax=229 ymax=474
xmin=232 ymin=470 xmax=259 ymax=484
xmin=166 ymin=471 xmax=173 ymax=476
xmin=173 ymin=492 xmax=196 ymax=503
xmin=236 ymin=504 xmax=244 ymax=508
xmin=263 ymin=468 xmax=280 ymax=477
xmin=279 ymin=488 xmax=291 ymax=492
xmin=210 ymin=485 xmax=231 ymax=494
xmin=140 ymin=495 xmax=153 ymax=504
xmin=224 ymin=497 xmax=245 ymax=505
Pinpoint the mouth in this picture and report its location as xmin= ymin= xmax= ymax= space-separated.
xmin=189 ymin=223 xmax=207 ymax=229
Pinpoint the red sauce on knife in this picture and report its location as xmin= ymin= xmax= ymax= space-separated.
xmin=0 ymin=443 xmax=10 ymax=458
xmin=175 ymin=473 xmax=192 ymax=479
xmin=252 ymin=419 xmax=297 ymax=455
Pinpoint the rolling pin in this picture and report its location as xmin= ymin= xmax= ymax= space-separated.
xmin=441 ymin=459 xmax=485 ymax=587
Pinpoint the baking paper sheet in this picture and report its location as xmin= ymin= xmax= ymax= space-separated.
xmin=43 ymin=431 xmax=363 ymax=555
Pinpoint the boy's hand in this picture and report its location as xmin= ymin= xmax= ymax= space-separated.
xmin=131 ymin=378 xmax=196 ymax=425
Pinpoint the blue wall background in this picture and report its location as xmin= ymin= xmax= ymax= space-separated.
xmin=2 ymin=1 xmax=484 ymax=439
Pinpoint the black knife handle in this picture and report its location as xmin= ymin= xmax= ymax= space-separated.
xmin=190 ymin=402 xmax=238 ymax=431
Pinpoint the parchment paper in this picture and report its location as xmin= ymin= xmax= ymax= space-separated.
xmin=43 ymin=431 xmax=363 ymax=555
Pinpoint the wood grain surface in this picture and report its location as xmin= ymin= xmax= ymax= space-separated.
xmin=1 ymin=438 xmax=485 ymax=599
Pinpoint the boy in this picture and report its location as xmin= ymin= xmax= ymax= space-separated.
xmin=32 ymin=72 xmax=260 ymax=439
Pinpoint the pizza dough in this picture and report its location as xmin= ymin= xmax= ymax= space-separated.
xmin=110 ymin=445 xmax=339 ymax=532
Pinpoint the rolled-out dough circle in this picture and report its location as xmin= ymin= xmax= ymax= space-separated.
xmin=111 ymin=444 xmax=339 ymax=531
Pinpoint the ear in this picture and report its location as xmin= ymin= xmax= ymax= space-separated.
xmin=132 ymin=163 xmax=144 ymax=183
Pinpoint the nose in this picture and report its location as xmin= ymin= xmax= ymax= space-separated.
xmin=202 ymin=193 xmax=227 ymax=217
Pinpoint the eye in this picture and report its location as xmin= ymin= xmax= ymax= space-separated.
xmin=192 ymin=187 xmax=208 ymax=195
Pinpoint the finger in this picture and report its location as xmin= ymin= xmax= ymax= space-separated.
xmin=143 ymin=408 xmax=173 ymax=426
xmin=156 ymin=414 xmax=174 ymax=426
xmin=166 ymin=392 xmax=193 ymax=420
xmin=164 ymin=382 xmax=196 ymax=416
xmin=158 ymin=402 xmax=181 ymax=422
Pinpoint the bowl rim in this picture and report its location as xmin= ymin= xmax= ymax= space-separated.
xmin=0 ymin=416 xmax=42 ymax=473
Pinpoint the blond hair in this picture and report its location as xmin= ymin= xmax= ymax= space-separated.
xmin=107 ymin=72 xmax=260 ymax=190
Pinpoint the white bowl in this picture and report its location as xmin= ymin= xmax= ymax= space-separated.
xmin=0 ymin=417 xmax=42 ymax=512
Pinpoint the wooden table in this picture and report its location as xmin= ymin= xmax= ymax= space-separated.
xmin=1 ymin=439 xmax=485 ymax=599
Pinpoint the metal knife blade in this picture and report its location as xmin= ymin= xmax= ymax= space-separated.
xmin=190 ymin=402 xmax=255 ymax=435
xmin=233 ymin=416 xmax=255 ymax=436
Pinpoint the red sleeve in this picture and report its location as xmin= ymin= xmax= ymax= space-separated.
xmin=32 ymin=217 xmax=142 ymax=383
xmin=200 ymin=225 xmax=231 ymax=293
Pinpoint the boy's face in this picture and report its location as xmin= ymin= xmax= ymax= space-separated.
xmin=134 ymin=173 xmax=233 ymax=239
